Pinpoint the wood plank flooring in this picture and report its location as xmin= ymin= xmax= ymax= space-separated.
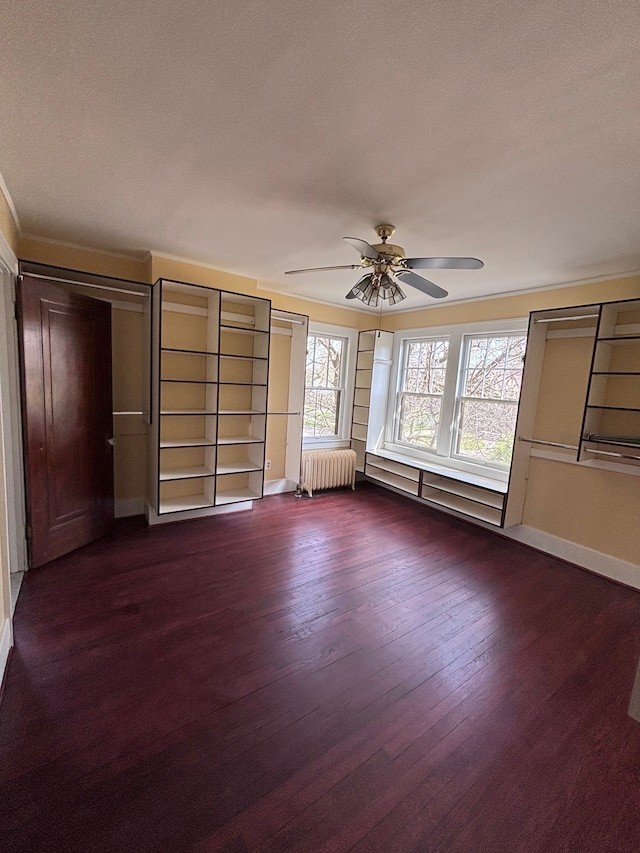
xmin=1 ymin=482 xmax=640 ymax=852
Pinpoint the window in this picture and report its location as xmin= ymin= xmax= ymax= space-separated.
xmin=304 ymin=334 xmax=345 ymax=437
xmin=397 ymin=339 xmax=449 ymax=449
xmin=454 ymin=334 xmax=527 ymax=465
xmin=390 ymin=321 xmax=527 ymax=476
xmin=303 ymin=324 xmax=357 ymax=446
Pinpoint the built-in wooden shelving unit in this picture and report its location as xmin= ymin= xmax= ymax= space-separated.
xmin=580 ymin=298 xmax=640 ymax=466
xmin=148 ymin=280 xmax=270 ymax=521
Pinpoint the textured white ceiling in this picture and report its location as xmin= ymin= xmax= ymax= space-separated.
xmin=1 ymin=0 xmax=639 ymax=310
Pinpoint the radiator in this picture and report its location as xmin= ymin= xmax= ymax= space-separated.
xmin=300 ymin=448 xmax=357 ymax=497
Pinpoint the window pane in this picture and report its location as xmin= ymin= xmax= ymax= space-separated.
xmin=456 ymin=399 xmax=518 ymax=464
xmin=303 ymin=389 xmax=341 ymax=437
xmin=463 ymin=335 xmax=526 ymax=400
xmin=304 ymin=333 xmax=347 ymax=439
xmin=398 ymin=394 xmax=442 ymax=449
xmin=327 ymin=338 xmax=342 ymax=387
xmin=397 ymin=339 xmax=449 ymax=451
xmin=306 ymin=336 xmax=344 ymax=390
xmin=402 ymin=340 xmax=449 ymax=391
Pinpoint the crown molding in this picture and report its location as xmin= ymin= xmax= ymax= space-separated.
xmin=258 ymin=281 xmax=375 ymax=316
xmin=150 ymin=249 xmax=257 ymax=279
xmin=386 ymin=268 xmax=640 ymax=315
xmin=20 ymin=233 xmax=149 ymax=262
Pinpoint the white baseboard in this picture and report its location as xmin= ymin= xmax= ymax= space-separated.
xmin=505 ymin=525 xmax=640 ymax=590
xmin=115 ymin=497 xmax=146 ymax=518
xmin=0 ymin=617 xmax=13 ymax=690
xmin=263 ymin=478 xmax=297 ymax=495
xmin=145 ymin=500 xmax=253 ymax=526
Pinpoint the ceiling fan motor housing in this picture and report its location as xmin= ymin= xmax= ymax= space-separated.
xmin=362 ymin=243 xmax=407 ymax=272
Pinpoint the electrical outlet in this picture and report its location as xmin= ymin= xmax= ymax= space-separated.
xmin=265 ymin=459 xmax=272 ymax=470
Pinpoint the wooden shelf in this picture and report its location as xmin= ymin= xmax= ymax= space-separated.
xmin=159 ymin=437 xmax=216 ymax=448
xmin=219 ymin=353 xmax=267 ymax=361
xmin=420 ymin=487 xmax=503 ymax=526
xmin=219 ymin=382 xmax=266 ymax=387
xmin=217 ymin=435 xmax=262 ymax=445
xmin=159 ymin=466 xmax=215 ymax=481
xmin=158 ymin=495 xmax=215 ymax=513
xmin=216 ymin=463 xmax=262 ymax=475
xmin=161 ymin=379 xmax=217 ymax=385
xmin=215 ymin=488 xmax=261 ymax=505
xmin=218 ymin=409 xmax=263 ymax=415
xmin=421 ymin=477 xmax=504 ymax=510
xmin=365 ymin=465 xmax=420 ymax=496
xmin=587 ymin=405 xmax=640 ymax=412
xmin=161 ymin=409 xmax=217 ymax=415
xmin=161 ymin=347 xmax=218 ymax=356
xmin=219 ymin=325 xmax=268 ymax=336
xmin=584 ymin=436 xmax=640 ymax=450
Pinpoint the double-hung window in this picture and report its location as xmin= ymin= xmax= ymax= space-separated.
xmin=397 ymin=338 xmax=449 ymax=450
xmin=390 ymin=321 xmax=527 ymax=476
xmin=303 ymin=323 xmax=357 ymax=446
xmin=454 ymin=334 xmax=527 ymax=465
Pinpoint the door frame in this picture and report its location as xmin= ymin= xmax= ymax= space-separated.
xmin=0 ymin=231 xmax=28 ymax=580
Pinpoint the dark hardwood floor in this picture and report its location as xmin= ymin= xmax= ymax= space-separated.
xmin=2 ymin=482 xmax=640 ymax=852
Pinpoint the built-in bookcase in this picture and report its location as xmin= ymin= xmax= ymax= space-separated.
xmin=580 ymin=298 xmax=640 ymax=467
xmin=350 ymin=330 xmax=394 ymax=472
xmin=149 ymin=280 xmax=270 ymax=520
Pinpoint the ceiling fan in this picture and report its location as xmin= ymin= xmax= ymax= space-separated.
xmin=285 ymin=224 xmax=484 ymax=307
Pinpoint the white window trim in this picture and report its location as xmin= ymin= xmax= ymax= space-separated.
xmin=303 ymin=321 xmax=358 ymax=449
xmin=384 ymin=317 xmax=528 ymax=483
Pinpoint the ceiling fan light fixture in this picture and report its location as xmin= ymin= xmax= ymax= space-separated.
xmin=378 ymin=273 xmax=406 ymax=305
xmin=386 ymin=282 xmax=406 ymax=305
xmin=357 ymin=277 xmax=380 ymax=307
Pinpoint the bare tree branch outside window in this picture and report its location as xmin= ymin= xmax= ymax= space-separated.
xmin=455 ymin=334 xmax=527 ymax=465
xmin=398 ymin=339 xmax=449 ymax=448
xmin=304 ymin=335 xmax=345 ymax=437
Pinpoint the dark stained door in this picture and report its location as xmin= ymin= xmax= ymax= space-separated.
xmin=17 ymin=276 xmax=114 ymax=568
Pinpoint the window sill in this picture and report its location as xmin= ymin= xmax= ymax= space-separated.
xmin=374 ymin=447 xmax=509 ymax=494
xmin=303 ymin=439 xmax=351 ymax=450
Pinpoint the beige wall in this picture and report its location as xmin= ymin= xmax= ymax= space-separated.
xmin=151 ymin=255 xmax=254 ymax=294
xmin=382 ymin=276 xmax=640 ymax=331
xmin=0 ymin=189 xmax=18 ymax=255
xmin=19 ymin=236 xmax=150 ymax=283
xmin=111 ymin=309 xmax=147 ymax=506
xmin=259 ymin=286 xmax=374 ymax=330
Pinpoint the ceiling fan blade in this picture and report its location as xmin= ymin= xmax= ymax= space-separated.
xmin=396 ymin=270 xmax=448 ymax=299
xmin=284 ymin=264 xmax=363 ymax=275
xmin=346 ymin=273 xmax=372 ymax=299
xmin=343 ymin=237 xmax=381 ymax=260
xmin=405 ymin=257 xmax=484 ymax=270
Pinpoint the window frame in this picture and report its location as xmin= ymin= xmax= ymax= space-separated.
xmin=386 ymin=318 xmax=528 ymax=482
xmin=395 ymin=336 xmax=452 ymax=454
xmin=451 ymin=331 xmax=529 ymax=470
xmin=303 ymin=322 xmax=358 ymax=449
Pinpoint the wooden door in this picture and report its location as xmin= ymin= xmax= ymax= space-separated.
xmin=17 ymin=277 xmax=115 ymax=568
